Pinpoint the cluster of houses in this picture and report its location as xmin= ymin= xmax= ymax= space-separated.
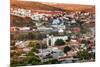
xmin=11 ymin=30 xmax=95 ymax=62
xmin=11 ymin=7 xmax=95 ymax=64
xmin=10 ymin=7 xmax=95 ymax=34
xmin=10 ymin=8 xmax=64 ymax=21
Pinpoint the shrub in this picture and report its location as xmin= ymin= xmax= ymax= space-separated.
xmin=55 ymin=39 xmax=65 ymax=46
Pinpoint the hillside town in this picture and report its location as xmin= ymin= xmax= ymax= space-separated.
xmin=10 ymin=0 xmax=95 ymax=66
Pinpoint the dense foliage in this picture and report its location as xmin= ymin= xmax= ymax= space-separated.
xmin=55 ymin=39 xmax=65 ymax=46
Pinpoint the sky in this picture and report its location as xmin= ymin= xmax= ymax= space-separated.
xmin=21 ymin=0 xmax=95 ymax=5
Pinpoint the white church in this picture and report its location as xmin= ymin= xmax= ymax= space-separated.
xmin=46 ymin=35 xmax=68 ymax=46
xmin=46 ymin=29 xmax=68 ymax=47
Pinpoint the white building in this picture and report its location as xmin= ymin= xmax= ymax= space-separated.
xmin=15 ymin=41 xmax=25 ymax=48
xmin=19 ymin=27 xmax=30 ymax=31
xmin=37 ymin=26 xmax=53 ymax=32
xmin=11 ymin=8 xmax=32 ymax=17
xmin=51 ymin=25 xmax=66 ymax=30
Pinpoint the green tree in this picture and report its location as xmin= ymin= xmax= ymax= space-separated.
xmin=77 ymin=50 xmax=91 ymax=61
xmin=55 ymin=39 xmax=65 ymax=46
xmin=28 ymin=41 xmax=38 ymax=52
xmin=63 ymin=46 xmax=71 ymax=53
xmin=28 ymin=42 xmax=35 ymax=47
xmin=25 ymin=47 xmax=42 ymax=65
xmin=24 ymin=53 xmax=42 ymax=65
